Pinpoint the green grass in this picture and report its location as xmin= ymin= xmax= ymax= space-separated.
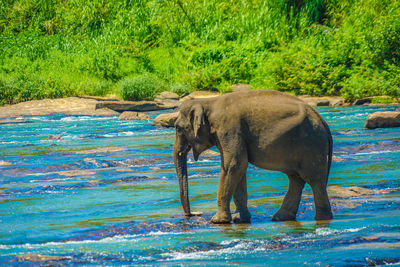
xmin=0 ymin=0 xmax=399 ymax=104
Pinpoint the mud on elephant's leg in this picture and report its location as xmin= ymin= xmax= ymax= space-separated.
xmin=211 ymin=144 xmax=248 ymax=224
xmin=232 ymin=175 xmax=251 ymax=223
xmin=272 ymin=174 xmax=305 ymax=221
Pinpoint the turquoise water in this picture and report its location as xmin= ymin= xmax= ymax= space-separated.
xmin=0 ymin=106 xmax=399 ymax=266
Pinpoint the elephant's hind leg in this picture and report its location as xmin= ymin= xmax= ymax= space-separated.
xmin=232 ymin=174 xmax=251 ymax=223
xmin=310 ymin=181 xmax=333 ymax=220
xmin=272 ymin=173 xmax=305 ymax=221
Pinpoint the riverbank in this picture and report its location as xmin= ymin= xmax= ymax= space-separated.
xmin=1 ymin=90 xmax=399 ymax=120
xmin=1 ymin=1 xmax=399 ymax=106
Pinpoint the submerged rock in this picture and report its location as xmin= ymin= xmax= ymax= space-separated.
xmin=72 ymin=146 xmax=127 ymax=154
xmin=327 ymin=186 xmax=391 ymax=198
xmin=44 ymin=134 xmax=62 ymax=140
xmin=152 ymin=112 xmax=179 ymax=128
xmin=57 ymin=170 xmax=95 ymax=177
xmin=17 ymin=254 xmax=70 ymax=262
xmin=365 ymin=111 xmax=400 ymax=129
xmin=118 ymin=111 xmax=151 ymax=121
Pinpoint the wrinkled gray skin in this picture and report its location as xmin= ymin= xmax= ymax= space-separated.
xmin=173 ymin=90 xmax=333 ymax=224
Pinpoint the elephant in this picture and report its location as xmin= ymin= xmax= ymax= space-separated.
xmin=173 ymin=90 xmax=333 ymax=224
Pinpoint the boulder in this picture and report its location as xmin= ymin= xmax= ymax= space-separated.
xmin=154 ymin=91 xmax=180 ymax=108
xmin=230 ymin=83 xmax=252 ymax=92
xmin=353 ymin=97 xmax=373 ymax=106
xmin=152 ymin=112 xmax=179 ymax=128
xmin=365 ymin=111 xmax=400 ymax=129
xmin=96 ymin=100 xmax=171 ymax=112
xmin=118 ymin=111 xmax=151 ymax=121
xmin=299 ymin=96 xmax=345 ymax=107
xmin=327 ymin=186 xmax=391 ymax=198
xmin=155 ymin=91 xmax=179 ymax=101
xmin=180 ymin=91 xmax=220 ymax=102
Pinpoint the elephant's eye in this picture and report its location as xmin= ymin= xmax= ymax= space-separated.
xmin=175 ymin=125 xmax=184 ymax=133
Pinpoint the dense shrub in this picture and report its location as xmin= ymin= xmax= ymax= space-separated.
xmin=120 ymin=74 xmax=166 ymax=101
xmin=0 ymin=0 xmax=399 ymax=104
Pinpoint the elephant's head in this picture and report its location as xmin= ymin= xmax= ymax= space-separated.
xmin=173 ymin=101 xmax=214 ymax=216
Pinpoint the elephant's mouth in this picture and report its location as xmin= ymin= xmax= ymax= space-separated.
xmin=178 ymin=144 xmax=192 ymax=157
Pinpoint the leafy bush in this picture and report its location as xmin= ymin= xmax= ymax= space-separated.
xmin=120 ymin=74 xmax=166 ymax=101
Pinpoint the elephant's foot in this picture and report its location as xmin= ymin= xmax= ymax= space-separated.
xmin=315 ymin=210 xmax=333 ymax=221
xmin=272 ymin=208 xmax=296 ymax=221
xmin=232 ymin=211 xmax=251 ymax=224
xmin=210 ymin=211 xmax=231 ymax=224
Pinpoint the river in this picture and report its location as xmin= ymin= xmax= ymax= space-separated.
xmin=0 ymin=105 xmax=399 ymax=266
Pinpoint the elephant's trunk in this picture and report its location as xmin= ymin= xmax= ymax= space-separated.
xmin=173 ymin=134 xmax=192 ymax=217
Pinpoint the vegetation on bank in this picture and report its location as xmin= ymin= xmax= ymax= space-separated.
xmin=0 ymin=0 xmax=399 ymax=105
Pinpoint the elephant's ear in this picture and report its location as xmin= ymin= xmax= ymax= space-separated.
xmin=191 ymin=105 xmax=205 ymax=138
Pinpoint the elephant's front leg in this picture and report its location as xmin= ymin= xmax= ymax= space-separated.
xmin=232 ymin=174 xmax=251 ymax=223
xmin=211 ymin=145 xmax=248 ymax=224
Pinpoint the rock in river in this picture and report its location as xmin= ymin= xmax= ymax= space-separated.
xmin=152 ymin=112 xmax=179 ymax=128
xmin=118 ymin=111 xmax=151 ymax=121
xmin=327 ymin=186 xmax=391 ymax=198
xmin=365 ymin=111 xmax=400 ymax=129
xmin=17 ymin=254 xmax=70 ymax=263
xmin=96 ymin=100 xmax=171 ymax=112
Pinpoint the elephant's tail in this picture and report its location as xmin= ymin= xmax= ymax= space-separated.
xmin=323 ymin=118 xmax=333 ymax=181
xmin=308 ymin=106 xmax=333 ymax=182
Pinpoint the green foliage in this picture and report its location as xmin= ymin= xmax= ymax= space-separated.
xmin=0 ymin=0 xmax=399 ymax=105
xmin=120 ymin=74 xmax=166 ymax=101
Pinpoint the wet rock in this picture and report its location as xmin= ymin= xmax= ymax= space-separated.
xmin=72 ymin=146 xmax=127 ymax=154
xmin=44 ymin=134 xmax=62 ymax=140
xmin=152 ymin=112 xmax=179 ymax=128
xmin=327 ymin=186 xmax=391 ymax=198
xmin=17 ymin=254 xmax=70 ymax=262
xmin=180 ymin=91 xmax=220 ymax=102
xmin=0 ymin=160 xmax=14 ymax=166
xmin=365 ymin=111 xmax=400 ymax=129
xmin=201 ymin=150 xmax=220 ymax=157
xmin=230 ymin=83 xmax=252 ymax=92
xmin=299 ymin=96 xmax=345 ymax=107
xmin=353 ymin=97 xmax=373 ymax=105
xmin=344 ymin=140 xmax=400 ymax=154
xmin=57 ymin=170 xmax=95 ymax=177
xmin=83 ymin=158 xmax=100 ymax=167
xmin=0 ymin=119 xmax=32 ymax=124
xmin=0 ymin=97 xmax=119 ymax=118
xmin=96 ymin=100 xmax=171 ymax=112
xmin=118 ymin=111 xmax=151 ymax=121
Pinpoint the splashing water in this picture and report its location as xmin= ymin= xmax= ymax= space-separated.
xmin=0 ymin=106 xmax=399 ymax=266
